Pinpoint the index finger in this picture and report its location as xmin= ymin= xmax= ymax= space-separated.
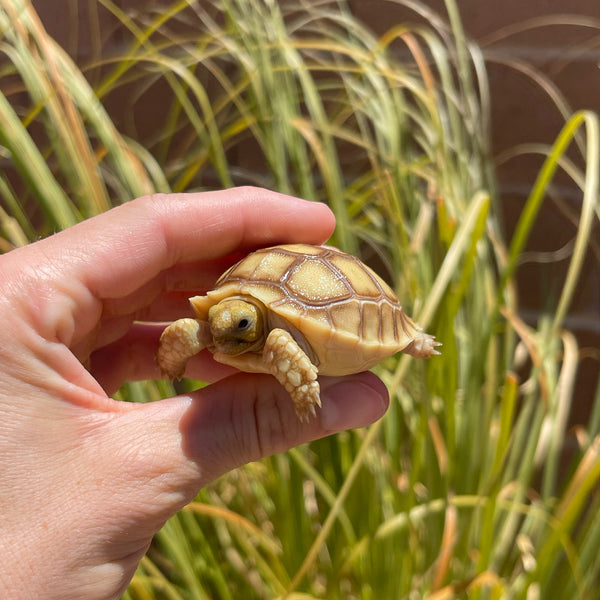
xmin=23 ymin=187 xmax=336 ymax=300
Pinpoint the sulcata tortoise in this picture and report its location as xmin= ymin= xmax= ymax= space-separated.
xmin=157 ymin=244 xmax=440 ymax=421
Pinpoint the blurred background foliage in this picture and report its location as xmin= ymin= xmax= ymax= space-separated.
xmin=1 ymin=0 xmax=599 ymax=598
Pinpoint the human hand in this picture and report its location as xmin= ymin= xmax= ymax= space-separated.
xmin=0 ymin=188 xmax=388 ymax=600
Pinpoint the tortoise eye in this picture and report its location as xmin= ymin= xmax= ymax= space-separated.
xmin=237 ymin=318 xmax=251 ymax=330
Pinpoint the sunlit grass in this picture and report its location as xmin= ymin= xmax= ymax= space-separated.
xmin=1 ymin=0 xmax=599 ymax=598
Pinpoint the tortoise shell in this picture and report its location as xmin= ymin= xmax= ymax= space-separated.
xmin=190 ymin=244 xmax=432 ymax=376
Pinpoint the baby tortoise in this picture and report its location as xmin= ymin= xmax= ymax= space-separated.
xmin=157 ymin=244 xmax=440 ymax=421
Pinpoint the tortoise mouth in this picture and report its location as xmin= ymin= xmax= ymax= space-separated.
xmin=212 ymin=336 xmax=264 ymax=356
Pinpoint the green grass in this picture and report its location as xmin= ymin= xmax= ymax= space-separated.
xmin=1 ymin=0 xmax=599 ymax=598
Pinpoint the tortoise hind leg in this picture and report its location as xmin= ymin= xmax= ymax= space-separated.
xmin=263 ymin=328 xmax=320 ymax=422
xmin=402 ymin=331 xmax=441 ymax=358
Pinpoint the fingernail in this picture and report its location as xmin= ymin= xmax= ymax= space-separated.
xmin=320 ymin=373 xmax=389 ymax=430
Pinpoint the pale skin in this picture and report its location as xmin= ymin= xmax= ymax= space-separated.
xmin=0 ymin=188 xmax=389 ymax=600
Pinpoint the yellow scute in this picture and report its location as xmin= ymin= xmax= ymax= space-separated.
xmin=329 ymin=301 xmax=361 ymax=337
xmin=329 ymin=254 xmax=379 ymax=297
xmin=287 ymin=259 xmax=349 ymax=302
xmin=251 ymin=251 xmax=296 ymax=280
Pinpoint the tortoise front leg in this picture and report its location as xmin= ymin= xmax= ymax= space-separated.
xmin=263 ymin=328 xmax=320 ymax=422
xmin=157 ymin=318 xmax=210 ymax=380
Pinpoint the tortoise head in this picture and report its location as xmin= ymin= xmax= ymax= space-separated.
xmin=208 ymin=297 xmax=265 ymax=355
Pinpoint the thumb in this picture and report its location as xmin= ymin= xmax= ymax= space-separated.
xmin=175 ymin=370 xmax=389 ymax=484
xmin=109 ymin=371 xmax=389 ymax=510
xmin=26 ymin=372 xmax=387 ymax=597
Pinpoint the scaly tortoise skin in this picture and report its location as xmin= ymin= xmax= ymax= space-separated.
xmin=157 ymin=244 xmax=440 ymax=420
